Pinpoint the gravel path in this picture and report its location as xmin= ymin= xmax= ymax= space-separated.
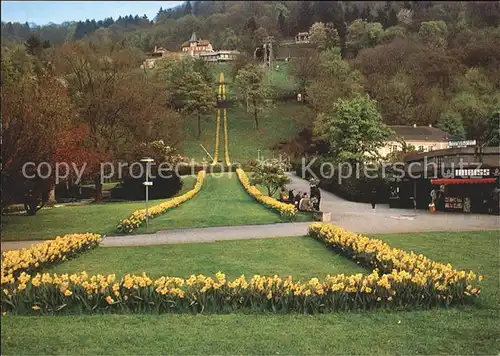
xmin=2 ymin=173 xmax=498 ymax=251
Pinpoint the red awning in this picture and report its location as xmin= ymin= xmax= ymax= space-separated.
xmin=431 ymin=178 xmax=496 ymax=185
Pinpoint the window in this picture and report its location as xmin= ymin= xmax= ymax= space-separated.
xmin=429 ymin=146 xmax=433 ymax=151
xmin=419 ymin=146 xmax=425 ymax=151
xmin=391 ymin=145 xmax=398 ymax=152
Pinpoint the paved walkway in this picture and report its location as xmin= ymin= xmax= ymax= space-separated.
xmin=2 ymin=173 xmax=498 ymax=251
xmin=286 ymin=172 xmax=499 ymax=233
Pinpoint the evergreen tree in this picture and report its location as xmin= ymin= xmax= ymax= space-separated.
xmin=246 ymin=16 xmax=257 ymax=33
xmin=377 ymin=8 xmax=389 ymax=29
xmin=184 ymin=1 xmax=192 ymax=16
xmin=388 ymin=8 xmax=399 ymax=27
xmin=25 ymin=35 xmax=42 ymax=55
xmin=278 ymin=11 xmax=286 ymax=35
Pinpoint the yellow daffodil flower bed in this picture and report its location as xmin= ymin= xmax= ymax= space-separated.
xmin=236 ymin=168 xmax=297 ymax=220
xmin=1 ymin=223 xmax=482 ymax=315
xmin=223 ymin=109 xmax=230 ymax=166
xmin=1 ymin=233 xmax=102 ymax=279
xmin=116 ymin=170 xmax=206 ymax=234
xmin=212 ymin=110 xmax=220 ymax=165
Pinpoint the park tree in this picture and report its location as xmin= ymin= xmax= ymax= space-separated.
xmin=250 ymin=158 xmax=291 ymax=197
xmin=55 ymin=41 xmax=181 ymax=201
xmin=325 ymin=22 xmax=340 ymax=49
xmin=450 ymin=68 xmax=500 ymax=150
xmin=289 ymin=48 xmax=320 ymax=93
xmin=309 ymin=22 xmax=328 ymax=50
xmin=372 ymin=71 xmax=416 ymax=125
xmin=313 ymin=94 xmax=392 ymax=163
xmin=436 ymin=111 xmax=466 ymax=140
xmin=177 ymin=71 xmax=216 ymax=138
xmin=1 ymin=47 xmax=73 ymax=212
xmin=306 ymin=48 xmax=364 ymax=114
xmin=235 ymin=64 xmax=270 ymax=130
xmin=380 ymin=25 xmax=406 ymax=44
xmin=418 ymin=21 xmax=448 ymax=50
xmin=346 ymin=20 xmax=384 ymax=56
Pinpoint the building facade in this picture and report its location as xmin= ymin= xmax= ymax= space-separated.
xmin=389 ymin=147 xmax=500 ymax=214
xmin=199 ymin=50 xmax=240 ymax=62
xmin=378 ymin=124 xmax=451 ymax=158
xmin=181 ymin=32 xmax=214 ymax=57
xmin=295 ymin=32 xmax=310 ymax=43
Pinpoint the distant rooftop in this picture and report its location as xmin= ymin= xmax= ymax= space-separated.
xmin=389 ymin=125 xmax=451 ymax=142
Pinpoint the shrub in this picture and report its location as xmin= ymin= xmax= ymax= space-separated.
xmin=110 ymin=172 xmax=182 ymax=201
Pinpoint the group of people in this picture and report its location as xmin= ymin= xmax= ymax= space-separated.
xmin=279 ymin=185 xmax=321 ymax=212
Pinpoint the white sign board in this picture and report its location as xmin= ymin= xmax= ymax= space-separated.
xmin=455 ymin=169 xmax=490 ymax=177
xmin=448 ymin=140 xmax=476 ymax=148
xmin=143 ymin=181 xmax=153 ymax=186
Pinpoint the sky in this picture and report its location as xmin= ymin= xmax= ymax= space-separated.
xmin=1 ymin=1 xmax=184 ymax=25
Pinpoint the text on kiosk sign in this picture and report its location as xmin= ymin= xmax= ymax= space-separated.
xmin=455 ymin=169 xmax=490 ymax=177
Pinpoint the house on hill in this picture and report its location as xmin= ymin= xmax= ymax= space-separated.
xmin=181 ymin=32 xmax=214 ymax=57
xmin=140 ymin=46 xmax=185 ymax=69
xmin=378 ymin=124 xmax=452 ymax=158
xmin=295 ymin=32 xmax=310 ymax=44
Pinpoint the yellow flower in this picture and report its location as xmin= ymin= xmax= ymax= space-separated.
xmin=106 ymin=296 xmax=114 ymax=304
xmin=479 ymin=275 xmax=484 ymax=281
xmin=32 ymin=305 xmax=41 ymax=311
xmin=64 ymin=289 xmax=73 ymax=297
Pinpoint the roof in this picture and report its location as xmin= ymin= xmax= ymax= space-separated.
xmin=181 ymin=39 xmax=211 ymax=48
xmin=388 ymin=125 xmax=451 ymax=142
xmin=190 ymin=32 xmax=197 ymax=42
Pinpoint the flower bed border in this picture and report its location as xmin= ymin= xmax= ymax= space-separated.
xmin=1 ymin=223 xmax=482 ymax=315
xmin=236 ymin=168 xmax=297 ymax=220
xmin=116 ymin=170 xmax=206 ymax=234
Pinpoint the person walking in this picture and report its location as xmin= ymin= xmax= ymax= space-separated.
xmin=370 ymin=187 xmax=377 ymax=210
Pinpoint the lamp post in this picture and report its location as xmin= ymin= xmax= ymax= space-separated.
xmin=141 ymin=157 xmax=154 ymax=228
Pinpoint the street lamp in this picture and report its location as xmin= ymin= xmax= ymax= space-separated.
xmin=141 ymin=157 xmax=154 ymax=228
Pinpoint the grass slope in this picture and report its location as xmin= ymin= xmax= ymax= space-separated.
xmin=134 ymin=173 xmax=311 ymax=234
xmin=2 ymin=231 xmax=499 ymax=354
xmin=182 ymin=103 xmax=313 ymax=163
xmin=49 ymin=236 xmax=366 ymax=279
xmin=1 ymin=176 xmax=196 ymax=241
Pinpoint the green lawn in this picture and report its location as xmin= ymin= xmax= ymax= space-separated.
xmin=48 ymin=236 xmax=365 ymax=279
xmin=2 ymin=230 xmax=499 ymax=354
xmin=1 ymin=176 xmax=196 ymax=241
xmin=134 ymin=173 xmax=311 ymax=234
xmin=182 ymin=103 xmax=314 ymax=163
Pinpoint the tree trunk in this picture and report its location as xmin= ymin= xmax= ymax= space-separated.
xmin=253 ymin=98 xmax=259 ymax=130
xmin=47 ymin=184 xmax=56 ymax=204
xmin=197 ymin=114 xmax=201 ymax=138
xmin=94 ymin=174 xmax=103 ymax=202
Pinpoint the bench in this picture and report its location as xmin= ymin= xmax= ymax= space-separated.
xmin=312 ymin=211 xmax=331 ymax=222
